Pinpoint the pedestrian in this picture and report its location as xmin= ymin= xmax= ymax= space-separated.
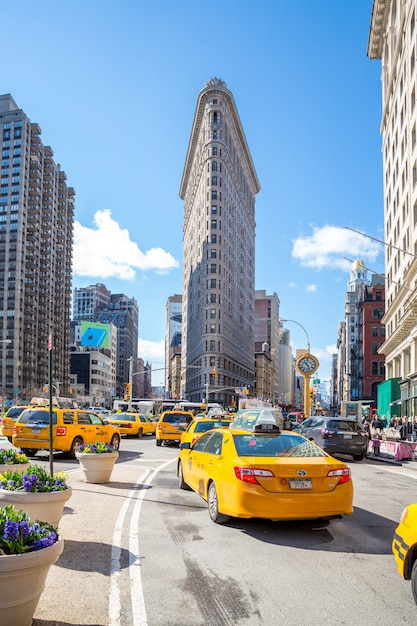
xmin=372 ymin=433 xmax=381 ymax=456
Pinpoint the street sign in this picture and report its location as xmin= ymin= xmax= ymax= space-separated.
xmin=313 ymin=379 xmax=320 ymax=384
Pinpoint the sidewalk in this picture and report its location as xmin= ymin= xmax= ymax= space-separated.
xmin=32 ymin=460 xmax=148 ymax=626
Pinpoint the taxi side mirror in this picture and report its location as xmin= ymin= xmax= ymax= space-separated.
xmin=179 ymin=442 xmax=190 ymax=449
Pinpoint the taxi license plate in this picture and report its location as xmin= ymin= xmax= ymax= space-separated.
xmin=289 ymin=479 xmax=312 ymax=489
xmin=31 ymin=428 xmax=41 ymax=434
xmin=344 ymin=434 xmax=352 ymax=439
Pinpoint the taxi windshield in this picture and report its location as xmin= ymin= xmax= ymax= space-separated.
xmin=233 ymin=433 xmax=326 ymax=457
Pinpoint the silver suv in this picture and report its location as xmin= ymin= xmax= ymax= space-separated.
xmin=296 ymin=416 xmax=368 ymax=461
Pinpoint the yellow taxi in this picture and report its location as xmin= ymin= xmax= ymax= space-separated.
xmin=177 ymin=409 xmax=354 ymax=524
xmin=107 ymin=412 xmax=156 ymax=437
xmin=156 ymin=410 xmax=194 ymax=446
xmin=181 ymin=417 xmax=231 ymax=446
xmin=12 ymin=407 xmax=121 ymax=459
xmin=392 ymin=503 xmax=417 ymax=604
xmin=1 ymin=405 xmax=30 ymax=442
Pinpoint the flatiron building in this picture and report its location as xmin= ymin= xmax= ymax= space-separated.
xmin=179 ymin=78 xmax=260 ymax=404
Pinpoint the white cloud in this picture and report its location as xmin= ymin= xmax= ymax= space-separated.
xmin=305 ymin=283 xmax=317 ymax=292
xmin=73 ymin=209 xmax=179 ymax=279
xmin=292 ymin=225 xmax=381 ymax=270
xmin=138 ymin=338 xmax=165 ymax=364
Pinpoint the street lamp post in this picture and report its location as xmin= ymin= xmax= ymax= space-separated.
xmin=280 ymin=318 xmax=310 ymax=353
xmin=280 ymin=318 xmax=318 ymax=417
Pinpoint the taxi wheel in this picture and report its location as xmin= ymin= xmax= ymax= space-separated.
xmin=68 ymin=437 xmax=83 ymax=459
xmin=110 ymin=434 xmax=120 ymax=449
xmin=21 ymin=448 xmax=37 ymax=457
xmin=137 ymin=427 xmax=143 ymax=438
xmin=411 ymin=560 xmax=417 ymax=605
xmin=156 ymin=439 xmax=162 ymax=446
xmin=208 ymin=482 xmax=229 ymax=524
xmin=178 ymin=461 xmax=191 ymax=490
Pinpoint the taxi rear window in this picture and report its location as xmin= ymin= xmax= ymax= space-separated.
xmin=162 ymin=413 xmax=191 ymax=423
xmin=18 ymin=410 xmax=57 ymax=425
xmin=194 ymin=421 xmax=219 ymax=433
xmin=5 ymin=407 xmax=26 ymax=419
xmin=233 ymin=433 xmax=326 ymax=457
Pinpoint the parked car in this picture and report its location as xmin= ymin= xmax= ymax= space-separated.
xmin=12 ymin=407 xmax=121 ymax=458
xmin=86 ymin=406 xmax=110 ymax=415
xmin=296 ymin=416 xmax=367 ymax=461
xmin=156 ymin=410 xmax=194 ymax=446
xmin=107 ymin=412 xmax=156 ymax=437
xmin=177 ymin=412 xmax=353 ymax=524
xmin=392 ymin=503 xmax=417 ymax=604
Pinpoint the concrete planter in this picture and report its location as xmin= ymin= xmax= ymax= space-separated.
xmin=0 ymin=487 xmax=72 ymax=527
xmin=75 ymin=451 xmax=119 ymax=483
xmin=0 ymin=535 xmax=64 ymax=626
xmin=0 ymin=463 xmax=30 ymax=474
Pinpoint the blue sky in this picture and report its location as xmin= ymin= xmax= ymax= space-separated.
xmin=2 ymin=1 xmax=383 ymax=385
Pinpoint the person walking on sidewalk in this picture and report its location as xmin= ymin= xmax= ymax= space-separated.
xmin=372 ymin=433 xmax=381 ymax=456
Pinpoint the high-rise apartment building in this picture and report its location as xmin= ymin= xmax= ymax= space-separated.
xmin=368 ymin=1 xmax=417 ymax=412
xmin=254 ymin=290 xmax=280 ymax=404
xmin=179 ymin=78 xmax=260 ymax=405
xmin=72 ymin=284 xmax=139 ymax=397
xmin=0 ymin=94 xmax=74 ymax=399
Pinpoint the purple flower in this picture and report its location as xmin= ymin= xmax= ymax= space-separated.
xmin=4 ymin=519 xmax=19 ymax=541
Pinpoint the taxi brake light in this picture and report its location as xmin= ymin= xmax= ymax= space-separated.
xmin=1 ymin=419 xmax=4 ymax=427
xmin=234 ymin=467 xmax=275 ymax=485
xmin=157 ymin=423 xmax=162 ymax=430
xmin=327 ymin=468 xmax=351 ymax=484
xmin=13 ymin=424 xmax=17 ymax=434
xmin=56 ymin=426 xmax=67 ymax=436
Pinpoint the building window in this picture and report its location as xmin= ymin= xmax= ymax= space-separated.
xmin=212 ymin=176 xmax=217 ymax=185
xmin=210 ymin=294 xmax=216 ymax=303
xmin=380 ymin=362 xmax=385 ymax=376
xmin=210 ymin=309 xmax=216 ymax=318
xmin=210 ymin=264 xmax=216 ymax=274
xmin=373 ymin=308 xmax=384 ymax=319
xmin=211 ymin=219 xmax=217 ymax=229
xmin=210 ymin=279 xmax=216 ymax=288
xmin=372 ymin=343 xmax=378 ymax=354
xmin=211 ymin=249 xmax=216 ymax=258
xmin=380 ymin=325 xmax=386 ymax=336
xmin=211 ymin=190 xmax=217 ymax=200
xmin=372 ymin=362 xmax=378 ymax=375
xmin=211 ymin=234 xmax=217 ymax=244
xmin=212 ymin=147 xmax=218 ymax=156
xmin=212 ymin=161 xmax=218 ymax=172
xmin=211 ymin=205 xmax=217 ymax=214
xmin=372 ymin=325 xmax=378 ymax=336
xmin=210 ymin=340 xmax=215 ymax=351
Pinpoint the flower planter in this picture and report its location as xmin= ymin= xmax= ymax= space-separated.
xmin=0 ymin=463 xmax=30 ymax=474
xmin=75 ymin=451 xmax=119 ymax=483
xmin=0 ymin=535 xmax=63 ymax=626
xmin=0 ymin=487 xmax=72 ymax=526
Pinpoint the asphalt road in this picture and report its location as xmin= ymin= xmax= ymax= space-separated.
xmin=1 ymin=435 xmax=416 ymax=625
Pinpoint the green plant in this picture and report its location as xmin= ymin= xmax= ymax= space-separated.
xmin=0 ymin=505 xmax=58 ymax=555
xmin=0 ymin=448 xmax=28 ymax=465
xmin=0 ymin=465 xmax=68 ymax=492
xmin=78 ymin=442 xmax=117 ymax=454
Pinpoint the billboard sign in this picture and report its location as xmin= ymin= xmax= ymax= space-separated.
xmin=80 ymin=321 xmax=110 ymax=348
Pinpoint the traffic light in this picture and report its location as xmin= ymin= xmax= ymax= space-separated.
xmin=309 ymin=388 xmax=314 ymax=400
xmin=124 ymin=383 xmax=131 ymax=401
xmin=211 ymin=368 xmax=217 ymax=378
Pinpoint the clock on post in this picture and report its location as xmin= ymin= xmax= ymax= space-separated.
xmin=296 ymin=353 xmax=319 ymax=375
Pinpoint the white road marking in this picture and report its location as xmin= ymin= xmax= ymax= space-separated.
xmin=108 ymin=457 xmax=176 ymax=626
